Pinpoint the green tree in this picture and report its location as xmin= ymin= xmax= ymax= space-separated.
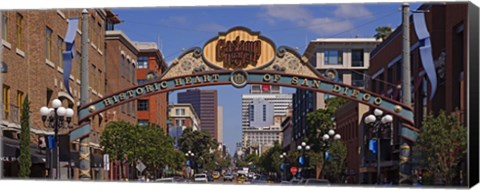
xmin=257 ymin=142 xmax=282 ymax=174
xmin=374 ymin=26 xmax=393 ymax=40
xmin=100 ymin=121 xmax=134 ymax=179
xmin=416 ymin=111 xmax=467 ymax=185
xmin=306 ymin=97 xmax=348 ymax=179
xmin=18 ymin=96 xmax=31 ymax=178
xmin=322 ymin=140 xmax=347 ymax=183
xmin=179 ymin=128 xmax=217 ymax=172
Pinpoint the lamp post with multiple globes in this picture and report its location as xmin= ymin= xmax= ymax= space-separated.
xmin=364 ymin=108 xmax=393 ymax=185
xmin=40 ymin=99 xmax=74 ymax=180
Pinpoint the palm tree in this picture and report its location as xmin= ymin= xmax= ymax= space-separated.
xmin=374 ymin=26 xmax=393 ymax=40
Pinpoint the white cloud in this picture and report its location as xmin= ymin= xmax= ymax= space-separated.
xmin=308 ymin=18 xmax=354 ymax=35
xmin=260 ymin=4 xmax=372 ymax=36
xmin=159 ymin=16 xmax=190 ymax=26
xmin=334 ymin=4 xmax=373 ymax=19
xmin=263 ymin=5 xmax=312 ymax=24
xmin=198 ymin=23 xmax=228 ymax=32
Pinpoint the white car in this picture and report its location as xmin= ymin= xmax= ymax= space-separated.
xmin=194 ymin=174 xmax=208 ymax=183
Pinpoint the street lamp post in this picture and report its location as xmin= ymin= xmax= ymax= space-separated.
xmin=364 ymin=109 xmax=393 ymax=185
xmin=297 ymin=142 xmax=310 ymax=179
xmin=319 ymin=129 xmax=341 ymax=179
xmin=40 ymin=99 xmax=74 ymax=180
xmin=279 ymin=152 xmax=287 ymax=181
xmin=185 ymin=150 xmax=195 ymax=178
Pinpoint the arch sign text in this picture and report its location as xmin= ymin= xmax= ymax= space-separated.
xmin=70 ymin=27 xmax=418 ymax=144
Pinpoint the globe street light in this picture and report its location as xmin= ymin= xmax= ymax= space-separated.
xmin=40 ymin=98 xmax=74 ymax=180
xmin=279 ymin=152 xmax=287 ymax=181
xmin=363 ymin=108 xmax=393 ymax=185
xmin=297 ymin=142 xmax=310 ymax=179
xmin=185 ymin=150 xmax=195 ymax=177
xmin=319 ymin=128 xmax=341 ymax=179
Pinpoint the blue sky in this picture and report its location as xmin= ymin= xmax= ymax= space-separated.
xmin=113 ymin=3 xmax=421 ymax=155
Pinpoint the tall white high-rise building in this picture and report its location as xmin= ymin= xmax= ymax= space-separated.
xmin=241 ymin=84 xmax=292 ymax=148
xmin=217 ymin=106 xmax=223 ymax=143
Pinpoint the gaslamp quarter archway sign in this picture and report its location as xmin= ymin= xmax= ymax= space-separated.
xmin=70 ymin=26 xmax=418 ymax=144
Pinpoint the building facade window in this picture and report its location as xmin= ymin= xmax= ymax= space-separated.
xmin=249 ymin=104 xmax=254 ymax=122
xmin=3 ymin=85 xmax=10 ymax=120
xmin=89 ymin=15 xmax=95 ymax=44
xmin=176 ymin=108 xmax=185 ymax=116
xmin=15 ymin=13 xmax=24 ymax=50
xmin=57 ymin=36 xmax=64 ymax=67
xmin=17 ymin=90 xmax=24 ymax=121
xmin=176 ymin=119 xmax=185 ymax=127
xmin=2 ymin=12 xmax=7 ymax=41
xmin=45 ymin=27 xmax=53 ymax=61
xmin=351 ymin=49 xmax=364 ymax=67
xmin=262 ymin=104 xmax=266 ymax=122
xmin=138 ymin=100 xmax=149 ymax=111
xmin=91 ymin=64 xmax=96 ymax=90
xmin=138 ymin=120 xmax=149 ymax=127
xmin=324 ymin=50 xmax=343 ymax=65
xmin=138 ymin=56 xmax=148 ymax=69
xmin=96 ymin=22 xmax=102 ymax=49
xmin=120 ymin=55 xmax=125 ymax=77
xmin=126 ymin=59 xmax=131 ymax=81
xmin=137 ymin=79 xmax=148 ymax=85
xmin=352 ymin=72 xmax=365 ymax=87
xmin=131 ymin=64 xmax=135 ymax=82
xmin=75 ymin=52 xmax=81 ymax=79
xmin=127 ymin=102 xmax=132 ymax=115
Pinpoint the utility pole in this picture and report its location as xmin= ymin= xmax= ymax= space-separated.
xmin=79 ymin=9 xmax=91 ymax=180
xmin=399 ymin=3 xmax=412 ymax=185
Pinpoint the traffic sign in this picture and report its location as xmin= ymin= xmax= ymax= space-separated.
xmin=290 ymin=166 xmax=298 ymax=175
xmin=136 ymin=161 xmax=146 ymax=172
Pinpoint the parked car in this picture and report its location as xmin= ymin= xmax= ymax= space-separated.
xmin=194 ymin=174 xmax=208 ymax=183
xmin=155 ymin=178 xmax=175 ymax=183
xmin=251 ymin=179 xmax=267 ymax=184
xmin=280 ymin=181 xmax=291 ymax=185
xmin=304 ymin=178 xmax=330 ymax=185
xmin=290 ymin=179 xmax=304 ymax=185
xmin=236 ymin=174 xmax=247 ymax=184
xmin=212 ymin=171 xmax=221 ymax=179
xmin=223 ymin=173 xmax=234 ymax=181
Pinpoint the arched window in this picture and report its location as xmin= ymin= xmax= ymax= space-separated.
xmin=126 ymin=59 xmax=131 ymax=81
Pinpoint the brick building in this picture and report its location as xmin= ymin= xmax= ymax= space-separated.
xmin=334 ymin=101 xmax=369 ymax=184
xmin=363 ymin=3 xmax=469 ymax=184
xmin=104 ymin=30 xmax=138 ymax=125
xmin=134 ymin=42 xmax=168 ymax=132
xmin=1 ymin=9 xmax=109 ymax=179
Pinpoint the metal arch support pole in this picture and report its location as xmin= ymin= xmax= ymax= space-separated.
xmin=400 ymin=3 xmax=412 ymax=185
xmin=79 ymin=9 xmax=91 ymax=180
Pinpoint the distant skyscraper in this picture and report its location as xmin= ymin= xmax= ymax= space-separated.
xmin=217 ymin=106 xmax=223 ymax=143
xmin=241 ymin=85 xmax=292 ymax=147
xmin=178 ymin=89 xmax=218 ymax=140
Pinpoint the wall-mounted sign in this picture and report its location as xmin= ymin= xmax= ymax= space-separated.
xmin=203 ymin=27 xmax=276 ymax=70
